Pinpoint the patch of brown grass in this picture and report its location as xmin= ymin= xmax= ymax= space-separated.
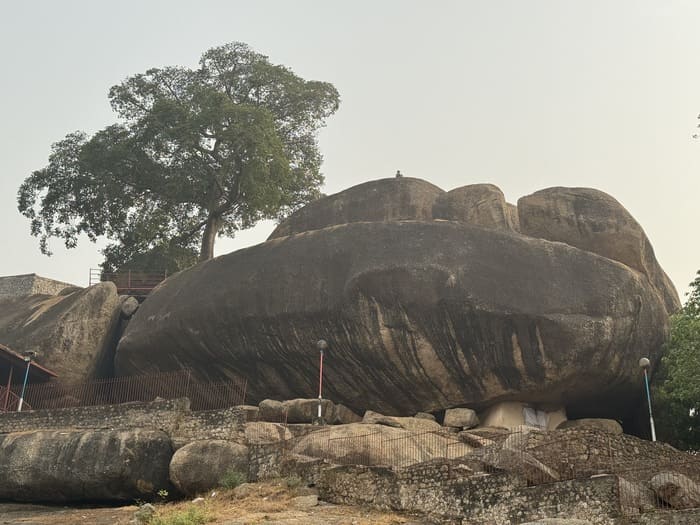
xmin=149 ymin=479 xmax=414 ymax=525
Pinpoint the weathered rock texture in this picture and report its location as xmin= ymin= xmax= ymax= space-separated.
xmin=0 ymin=282 xmax=122 ymax=382
xmin=517 ymin=187 xmax=680 ymax=314
xmin=116 ymin=177 xmax=677 ymax=418
xmin=0 ymin=429 xmax=173 ymax=502
xmin=557 ymin=418 xmax=623 ymax=435
xmin=443 ymin=408 xmax=479 ymax=429
xmin=292 ymin=423 xmax=467 ymax=467
xmin=169 ymin=440 xmax=248 ymax=495
xmin=651 ymin=472 xmax=700 ymax=509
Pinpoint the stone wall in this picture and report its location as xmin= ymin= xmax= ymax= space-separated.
xmin=0 ymin=274 xmax=77 ymax=298
xmin=249 ymin=442 xmax=292 ymax=481
xmin=317 ymin=461 xmax=622 ymax=524
xmin=0 ymin=398 xmax=245 ymax=445
xmin=634 ymin=508 xmax=700 ymax=524
xmin=524 ymin=428 xmax=700 ymax=482
xmin=172 ymin=406 xmax=247 ymax=446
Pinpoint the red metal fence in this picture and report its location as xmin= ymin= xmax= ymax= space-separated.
xmin=89 ymin=269 xmax=168 ymax=295
xmin=6 ymin=369 xmax=246 ymax=412
xmin=0 ymin=385 xmax=30 ymax=412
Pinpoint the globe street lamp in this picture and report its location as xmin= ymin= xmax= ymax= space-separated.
xmin=639 ymin=357 xmax=657 ymax=442
xmin=316 ymin=339 xmax=328 ymax=424
xmin=17 ymin=351 xmax=36 ymax=412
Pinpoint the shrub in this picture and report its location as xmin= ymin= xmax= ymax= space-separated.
xmin=285 ymin=476 xmax=302 ymax=489
xmin=219 ymin=468 xmax=247 ymax=489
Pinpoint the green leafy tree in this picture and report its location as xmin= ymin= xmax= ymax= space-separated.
xmin=18 ymin=42 xmax=340 ymax=267
xmin=654 ymin=270 xmax=700 ymax=450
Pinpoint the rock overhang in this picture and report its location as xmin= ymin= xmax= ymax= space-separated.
xmin=116 ymin=175 xmax=676 ymax=419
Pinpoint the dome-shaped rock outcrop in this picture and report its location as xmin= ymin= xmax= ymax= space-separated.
xmin=0 ymin=282 xmax=121 ymax=382
xmin=115 ymin=178 xmax=677 ymax=419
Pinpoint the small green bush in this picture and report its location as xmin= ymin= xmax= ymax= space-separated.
xmin=285 ymin=475 xmax=302 ymax=489
xmin=148 ymin=505 xmax=210 ymax=525
xmin=219 ymin=468 xmax=247 ymax=489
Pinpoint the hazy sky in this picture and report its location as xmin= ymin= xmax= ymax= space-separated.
xmin=1 ymin=1 xmax=699 ymax=299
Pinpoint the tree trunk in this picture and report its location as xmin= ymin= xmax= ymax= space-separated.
xmin=199 ymin=214 xmax=219 ymax=261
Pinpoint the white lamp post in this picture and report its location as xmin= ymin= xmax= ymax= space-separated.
xmin=316 ymin=339 xmax=328 ymax=424
xmin=639 ymin=357 xmax=656 ymax=442
xmin=17 ymin=351 xmax=36 ymax=412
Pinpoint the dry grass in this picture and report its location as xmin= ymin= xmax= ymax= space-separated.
xmin=0 ymin=479 xmax=417 ymax=525
xmin=150 ymin=479 xmax=413 ymax=525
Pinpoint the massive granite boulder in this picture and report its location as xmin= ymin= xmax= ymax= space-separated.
xmin=0 ymin=282 xmax=122 ymax=382
xmin=517 ymin=187 xmax=680 ymax=314
xmin=0 ymin=429 xmax=174 ymax=502
xmin=116 ymin=178 xmax=677 ymax=418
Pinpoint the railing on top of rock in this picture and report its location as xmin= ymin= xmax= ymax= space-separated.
xmin=89 ymin=268 xmax=168 ymax=296
xmin=5 ymin=369 xmax=246 ymax=412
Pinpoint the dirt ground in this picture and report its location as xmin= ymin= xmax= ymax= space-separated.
xmin=0 ymin=480 xmax=428 ymax=525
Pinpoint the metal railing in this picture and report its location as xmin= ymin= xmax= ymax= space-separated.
xmin=0 ymin=385 xmax=30 ymax=412
xmin=7 ymin=369 xmax=246 ymax=412
xmin=89 ymin=268 xmax=168 ymax=295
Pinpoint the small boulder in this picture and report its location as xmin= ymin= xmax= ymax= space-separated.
xmin=120 ymin=296 xmax=140 ymax=319
xmin=651 ymin=471 xmax=700 ymax=509
xmin=258 ymin=399 xmax=286 ymax=422
xmin=362 ymin=410 xmax=402 ymax=428
xmin=414 ymin=412 xmax=437 ymax=422
xmin=557 ymin=418 xmax=623 ymax=435
xmin=244 ymin=422 xmax=293 ymax=444
xmin=284 ymin=398 xmax=337 ymax=424
xmin=443 ymin=408 xmax=479 ymax=429
xmin=334 ymin=404 xmax=362 ymax=424
xmin=169 ymin=440 xmax=249 ymax=496
xmin=133 ymin=503 xmax=156 ymax=524
xmin=362 ymin=410 xmax=440 ymax=431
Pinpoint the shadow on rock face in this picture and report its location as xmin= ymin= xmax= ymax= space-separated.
xmin=115 ymin=178 xmax=676 ymax=419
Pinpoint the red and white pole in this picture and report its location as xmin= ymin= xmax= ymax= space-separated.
xmin=318 ymin=349 xmax=324 ymax=418
xmin=316 ymin=339 xmax=328 ymax=422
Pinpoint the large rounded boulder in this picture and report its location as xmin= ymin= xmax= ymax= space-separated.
xmin=292 ymin=423 xmax=470 ymax=467
xmin=116 ymin=178 xmax=676 ymax=419
xmin=0 ymin=282 xmax=122 ymax=382
xmin=169 ymin=440 xmax=249 ymax=495
xmin=0 ymin=429 xmax=174 ymax=502
xmin=517 ymin=187 xmax=679 ymax=314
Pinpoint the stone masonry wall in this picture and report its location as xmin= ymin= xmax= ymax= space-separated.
xmin=0 ymin=398 xmax=245 ymax=445
xmin=0 ymin=274 xmax=77 ymax=298
xmin=634 ymin=508 xmax=700 ymax=524
xmin=318 ymin=461 xmax=622 ymax=525
xmin=524 ymin=428 xmax=700 ymax=483
xmin=172 ymin=406 xmax=247 ymax=446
